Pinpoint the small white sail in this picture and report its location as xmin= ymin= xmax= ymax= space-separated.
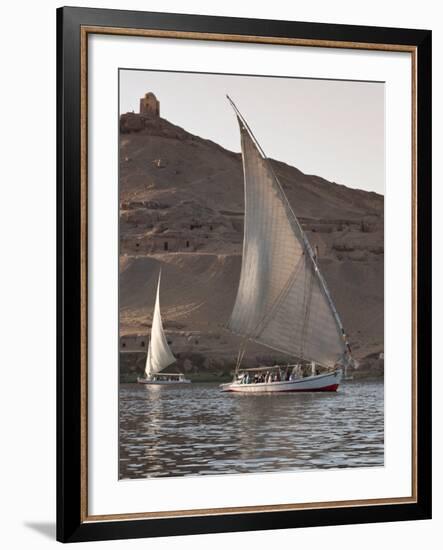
xmin=227 ymin=98 xmax=348 ymax=368
xmin=147 ymin=271 xmax=176 ymax=375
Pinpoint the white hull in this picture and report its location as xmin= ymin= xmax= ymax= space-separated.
xmin=137 ymin=377 xmax=191 ymax=385
xmin=220 ymin=370 xmax=342 ymax=393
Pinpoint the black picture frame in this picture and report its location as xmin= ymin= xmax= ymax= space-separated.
xmin=57 ymin=6 xmax=432 ymax=543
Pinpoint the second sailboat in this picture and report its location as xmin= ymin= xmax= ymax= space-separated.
xmin=137 ymin=271 xmax=191 ymax=385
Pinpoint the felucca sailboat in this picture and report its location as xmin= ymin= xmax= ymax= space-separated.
xmin=137 ymin=271 xmax=191 ymax=385
xmin=220 ymin=97 xmax=353 ymax=393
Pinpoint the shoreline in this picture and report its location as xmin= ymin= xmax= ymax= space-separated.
xmin=119 ymin=371 xmax=384 ymax=384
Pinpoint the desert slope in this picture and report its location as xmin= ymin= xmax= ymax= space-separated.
xmin=119 ymin=111 xmax=384 ymax=379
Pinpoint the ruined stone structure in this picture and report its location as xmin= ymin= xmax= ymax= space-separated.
xmin=139 ymin=92 xmax=160 ymax=117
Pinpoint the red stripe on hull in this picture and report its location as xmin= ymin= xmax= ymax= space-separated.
xmin=225 ymin=383 xmax=339 ymax=393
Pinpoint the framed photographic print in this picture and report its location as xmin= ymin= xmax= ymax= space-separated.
xmin=57 ymin=6 xmax=432 ymax=543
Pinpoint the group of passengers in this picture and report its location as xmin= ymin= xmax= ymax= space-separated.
xmin=151 ymin=375 xmax=180 ymax=382
xmin=238 ymin=367 xmax=295 ymax=385
xmin=238 ymin=364 xmax=321 ymax=385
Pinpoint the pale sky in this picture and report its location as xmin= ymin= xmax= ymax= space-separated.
xmin=120 ymin=69 xmax=385 ymax=195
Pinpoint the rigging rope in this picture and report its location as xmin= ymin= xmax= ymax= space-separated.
xmin=234 ymin=340 xmax=248 ymax=373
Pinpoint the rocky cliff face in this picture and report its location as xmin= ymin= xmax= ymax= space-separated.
xmin=119 ymin=112 xmax=384 ymax=378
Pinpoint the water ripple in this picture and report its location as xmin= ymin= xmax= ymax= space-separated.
xmin=119 ymin=381 xmax=384 ymax=479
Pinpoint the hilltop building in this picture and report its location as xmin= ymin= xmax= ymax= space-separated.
xmin=139 ymin=92 xmax=160 ymax=117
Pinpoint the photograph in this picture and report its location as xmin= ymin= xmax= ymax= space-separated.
xmin=53 ymin=5 xmax=431 ymax=543
xmin=118 ymin=69 xmax=385 ymax=480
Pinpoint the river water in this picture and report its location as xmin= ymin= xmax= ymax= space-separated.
xmin=119 ymin=380 xmax=384 ymax=479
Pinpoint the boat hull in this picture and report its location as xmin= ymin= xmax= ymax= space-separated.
xmin=220 ymin=370 xmax=342 ymax=393
xmin=137 ymin=377 xmax=191 ymax=385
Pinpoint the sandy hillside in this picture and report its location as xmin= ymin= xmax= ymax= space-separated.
xmin=119 ymin=110 xmax=384 ymax=377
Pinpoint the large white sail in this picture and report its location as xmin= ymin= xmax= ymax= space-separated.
xmin=227 ymin=98 xmax=347 ymax=368
xmin=146 ymin=271 xmax=176 ymax=375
